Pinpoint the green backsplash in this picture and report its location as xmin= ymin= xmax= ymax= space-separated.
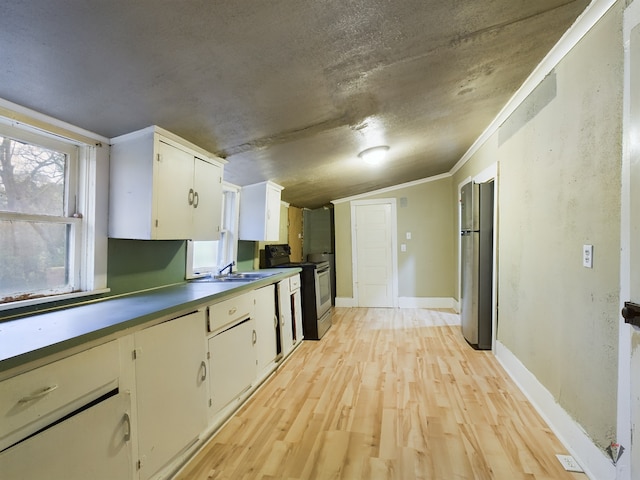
xmin=237 ymin=240 xmax=258 ymax=271
xmin=107 ymin=239 xmax=187 ymax=296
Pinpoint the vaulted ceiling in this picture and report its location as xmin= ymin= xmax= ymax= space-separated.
xmin=0 ymin=0 xmax=591 ymax=208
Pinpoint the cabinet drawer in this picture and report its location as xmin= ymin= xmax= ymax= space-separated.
xmin=0 ymin=340 xmax=120 ymax=451
xmin=289 ymin=274 xmax=301 ymax=291
xmin=0 ymin=392 xmax=131 ymax=480
xmin=208 ymin=292 xmax=254 ymax=334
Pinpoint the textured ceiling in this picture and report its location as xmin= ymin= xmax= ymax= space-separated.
xmin=0 ymin=0 xmax=591 ymax=208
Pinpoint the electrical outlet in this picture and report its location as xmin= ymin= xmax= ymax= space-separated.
xmin=400 ymin=243 xmax=407 ymax=252
xmin=556 ymin=454 xmax=584 ymax=472
xmin=583 ymin=244 xmax=593 ymax=268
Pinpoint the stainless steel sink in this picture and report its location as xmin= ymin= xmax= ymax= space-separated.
xmin=192 ymin=271 xmax=278 ymax=283
xmin=236 ymin=272 xmax=269 ymax=279
xmin=222 ymin=271 xmax=278 ymax=280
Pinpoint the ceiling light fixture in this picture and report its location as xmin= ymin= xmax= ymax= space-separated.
xmin=358 ymin=145 xmax=390 ymax=165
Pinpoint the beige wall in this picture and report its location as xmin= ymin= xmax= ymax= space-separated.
xmin=334 ymin=201 xmax=353 ymax=298
xmin=452 ymin=2 xmax=623 ymax=450
xmin=335 ymin=0 xmax=622 ymax=454
xmin=334 ymin=176 xmax=455 ymax=300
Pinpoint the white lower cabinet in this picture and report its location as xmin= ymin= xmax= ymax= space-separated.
xmin=0 ymin=277 xmax=299 ymax=480
xmin=292 ymin=277 xmax=304 ymax=347
xmin=0 ymin=392 xmax=132 ymax=480
xmin=278 ymin=278 xmax=304 ymax=358
xmin=133 ymin=311 xmax=208 ymax=480
xmin=278 ymin=280 xmax=293 ymax=357
xmin=254 ymin=284 xmax=278 ymax=376
xmin=208 ymin=317 xmax=256 ymax=415
xmin=0 ymin=341 xmax=130 ymax=480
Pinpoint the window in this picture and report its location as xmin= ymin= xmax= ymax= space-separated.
xmin=186 ymin=183 xmax=240 ymax=278
xmin=0 ymin=122 xmax=95 ymax=305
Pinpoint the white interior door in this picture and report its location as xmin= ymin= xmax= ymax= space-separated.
xmin=352 ymin=200 xmax=397 ymax=307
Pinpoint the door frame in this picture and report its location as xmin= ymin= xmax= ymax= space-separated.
xmin=618 ymin=4 xmax=638 ymax=478
xmin=350 ymin=198 xmax=399 ymax=308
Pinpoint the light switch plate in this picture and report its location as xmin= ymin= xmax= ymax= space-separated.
xmin=583 ymin=244 xmax=593 ymax=268
xmin=406 ymin=232 xmax=412 ymax=240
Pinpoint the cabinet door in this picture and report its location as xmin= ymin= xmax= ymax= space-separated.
xmin=239 ymin=181 xmax=283 ymax=241
xmin=254 ymin=285 xmax=277 ymax=374
xmin=109 ymin=126 xmax=225 ymax=240
xmin=155 ymin=140 xmax=194 ymax=239
xmin=265 ymin=184 xmax=282 ymax=241
xmin=192 ymin=158 xmax=222 ymax=241
xmin=134 ymin=311 xmax=208 ymax=480
xmin=278 ymin=281 xmax=294 ymax=357
xmin=0 ymin=392 xmax=132 ymax=480
xmin=292 ymin=288 xmax=304 ymax=344
xmin=208 ymin=318 xmax=256 ymax=414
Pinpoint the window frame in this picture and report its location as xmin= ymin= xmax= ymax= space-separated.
xmin=218 ymin=183 xmax=240 ymax=270
xmin=0 ymin=118 xmax=106 ymax=310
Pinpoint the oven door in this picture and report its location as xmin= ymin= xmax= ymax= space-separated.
xmin=314 ymin=264 xmax=332 ymax=319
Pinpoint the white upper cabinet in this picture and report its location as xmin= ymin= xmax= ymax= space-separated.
xmin=239 ymin=181 xmax=284 ymax=241
xmin=109 ymin=125 xmax=225 ymax=240
xmin=192 ymin=157 xmax=223 ymax=240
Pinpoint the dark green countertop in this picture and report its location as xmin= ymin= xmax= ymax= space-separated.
xmin=0 ymin=269 xmax=300 ymax=375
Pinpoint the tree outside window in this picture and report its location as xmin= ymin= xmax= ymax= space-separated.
xmin=0 ymin=133 xmax=74 ymax=302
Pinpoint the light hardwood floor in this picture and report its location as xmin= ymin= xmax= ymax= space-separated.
xmin=176 ymin=307 xmax=587 ymax=480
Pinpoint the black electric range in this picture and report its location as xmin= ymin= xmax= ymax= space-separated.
xmin=264 ymin=244 xmax=332 ymax=340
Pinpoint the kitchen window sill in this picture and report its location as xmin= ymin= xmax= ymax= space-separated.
xmin=0 ymin=288 xmax=111 ymax=315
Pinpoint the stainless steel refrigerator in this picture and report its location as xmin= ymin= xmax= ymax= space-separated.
xmin=460 ymin=180 xmax=494 ymax=350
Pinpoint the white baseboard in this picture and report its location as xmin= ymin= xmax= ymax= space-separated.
xmin=398 ymin=297 xmax=456 ymax=309
xmin=452 ymin=299 xmax=460 ymax=313
xmin=495 ymin=341 xmax=615 ymax=480
xmin=335 ymin=297 xmax=357 ymax=307
xmin=334 ymin=297 xmax=457 ymax=310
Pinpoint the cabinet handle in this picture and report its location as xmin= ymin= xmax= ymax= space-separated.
xmin=228 ymin=307 xmax=237 ymax=316
xmin=18 ymin=384 xmax=59 ymax=404
xmin=188 ymin=188 xmax=195 ymax=206
xmin=123 ymin=413 xmax=131 ymax=442
xmin=252 ymin=329 xmax=257 ymax=345
xmin=200 ymin=360 xmax=207 ymax=381
xmin=193 ymin=191 xmax=199 ymax=208
xmin=274 ymin=315 xmax=278 ymax=329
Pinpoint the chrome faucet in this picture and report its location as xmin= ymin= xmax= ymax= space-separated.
xmin=218 ymin=261 xmax=235 ymax=275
